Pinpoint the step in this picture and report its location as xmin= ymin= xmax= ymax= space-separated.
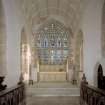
xmin=27 ymin=88 xmax=80 ymax=96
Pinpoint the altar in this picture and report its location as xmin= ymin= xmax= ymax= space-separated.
xmin=39 ymin=72 xmax=67 ymax=82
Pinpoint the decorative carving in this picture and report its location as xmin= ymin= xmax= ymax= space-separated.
xmin=80 ymin=73 xmax=105 ymax=105
xmin=0 ymin=84 xmax=26 ymax=105
xmin=0 ymin=76 xmax=7 ymax=91
xmin=97 ymin=97 xmax=105 ymax=105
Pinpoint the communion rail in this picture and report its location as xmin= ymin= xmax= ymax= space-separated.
xmin=0 ymin=83 xmax=26 ymax=105
xmin=80 ymin=74 xmax=105 ymax=105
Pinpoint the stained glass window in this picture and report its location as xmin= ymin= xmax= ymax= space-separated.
xmin=34 ymin=20 xmax=70 ymax=65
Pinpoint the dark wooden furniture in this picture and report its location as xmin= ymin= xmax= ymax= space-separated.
xmin=0 ymin=83 xmax=26 ymax=105
xmin=80 ymin=74 xmax=105 ymax=105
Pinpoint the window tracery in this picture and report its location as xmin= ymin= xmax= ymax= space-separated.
xmin=34 ymin=20 xmax=71 ymax=65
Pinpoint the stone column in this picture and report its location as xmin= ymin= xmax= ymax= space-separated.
xmin=0 ymin=0 xmax=6 ymax=76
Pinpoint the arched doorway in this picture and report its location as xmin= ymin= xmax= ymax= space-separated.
xmin=32 ymin=19 xmax=73 ymax=82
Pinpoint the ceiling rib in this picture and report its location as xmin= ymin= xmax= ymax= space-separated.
xmin=19 ymin=0 xmax=84 ymax=35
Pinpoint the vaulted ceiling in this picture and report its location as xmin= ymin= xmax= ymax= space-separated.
xmin=15 ymin=0 xmax=86 ymax=34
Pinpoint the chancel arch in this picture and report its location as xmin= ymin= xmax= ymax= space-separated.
xmin=32 ymin=19 xmax=74 ymax=82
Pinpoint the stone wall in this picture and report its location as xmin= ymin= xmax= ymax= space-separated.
xmin=75 ymin=30 xmax=83 ymax=83
xmin=102 ymin=1 xmax=105 ymax=57
xmin=0 ymin=0 xmax=6 ymax=76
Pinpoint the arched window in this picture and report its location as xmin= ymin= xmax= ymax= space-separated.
xmin=34 ymin=19 xmax=71 ymax=65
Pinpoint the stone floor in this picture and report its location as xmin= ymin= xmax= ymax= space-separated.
xmin=26 ymin=82 xmax=80 ymax=105
xmin=26 ymin=96 xmax=80 ymax=105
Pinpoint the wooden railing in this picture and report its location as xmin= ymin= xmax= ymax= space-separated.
xmin=80 ymin=74 xmax=105 ymax=105
xmin=0 ymin=83 xmax=26 ymax=105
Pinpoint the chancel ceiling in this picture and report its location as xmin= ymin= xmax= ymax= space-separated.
xmin=14 ymin=0 xmax=86 ymax=34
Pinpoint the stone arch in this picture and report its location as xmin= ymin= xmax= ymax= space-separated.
xmin=31 ymin=16 xmax=74 ymax=38
xmin=75 ymin=29 xmax=84 ymax=84
xmin=31 ymin=18 xmax=74 ymax=82
xmin=0 ymin=0 xmax=6 ymax=76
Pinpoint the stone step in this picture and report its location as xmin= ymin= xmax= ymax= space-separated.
xmin=27 ymin=88 xmax=80 ymax=96
xmin=26 ymin=96 xmax=80 ymax=105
